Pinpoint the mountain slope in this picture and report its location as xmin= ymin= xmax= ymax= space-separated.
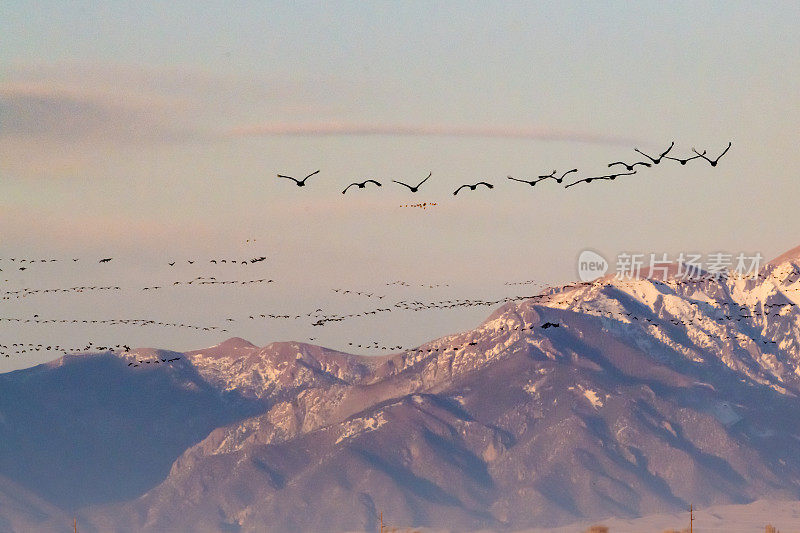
xmin=3 ymin=244 xmax=800 ymax=532
xmin=0 ymin=474 xmax=68 ymax=533
xmin=0 ymin=351 xmax=263 ymax=510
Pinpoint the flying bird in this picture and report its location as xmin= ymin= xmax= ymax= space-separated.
xmin=276 ymin=169 xmax=320 ymax=187
xmin=664 ymin=150 xmax=705 ymax=165
xmin=392 ymin=172 xmax=431 ymax=193
xmin=538 ymin=170 xmax=558 ymax=181
xmin=608 ymin=161 xmax=651 ymax=171
xmin=342 ymin=179 xmax=382 ymax=194
xmin=519 ymin=168 xmax=578 ymax=185
xmin=453 ymin=182 xmax=494 ymax=195
xmin=99 ymin=258 xmax=113 ymax=263
xmin=507 ymin=176 xmax=539 ymax=186
xmin=558 ymin=169 xmax=579 ymax=182
xmin=564 ymin=170 xmax=636 ymax=189
xmin=541 ymin=169 xmax=578 ymax=184
xmin=692 ymin=142 xmax=731 ymax=167
xmin=634 ymin=141 xmax=674 ymax=164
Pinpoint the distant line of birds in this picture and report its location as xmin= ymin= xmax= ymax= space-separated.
xmin=3 ymin=262 xmax=795 ymax=359
xmin=127 ymin=357 xmax=181 ymax=367
xmin=504 ymin=280 xmax=549 ymax=287
xmin=0 ymin=256 xmax=267 ymax=271
xmin=348 ymin=320 xmax=565 ymax=352
xmin=400 ymin=202 xmax=438 ymax=209
xmin=141 ymin=277 xmax=273 ymax=291
xmin=0 ymin=343 xmax=184 ymax=365
xmin=4 ymin=261 xmax=795 ymax=325
xmin=333 ymin=289 xmax=385 ymax=299
xmin=0 ymin=316 xmax=226 ymax=332
xmin=2 ymin=279 xmax=273 ymax=299
xmin=4 ymin=287 xmax=791 ymax=357
xmin=2 ymin=286 xmax=120 ymax=300
xmin=274 ymin=141 xmax=731 ymax=195
xmin=0 ymin=342 xmax=130 ymax=358
xmin=3 ymin=257 xmax=795 ymax=360
xmin=176 ymin=257 xmax=267 ymax=266
xmin=5 ymin=263 xmax=794 ymax=331
xmin=384 ymin=281 xmax=450 ymax=288
xmin=308 ymin=265 xmax=799 ymax=328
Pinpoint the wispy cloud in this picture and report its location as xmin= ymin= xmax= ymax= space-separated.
xmin=226 ymin=122 xmax=642 ymax=146
xmin=0 ymin=69 xmax=213 ymax=178
xmin=0 ymin=81 xmax=200 ymax=144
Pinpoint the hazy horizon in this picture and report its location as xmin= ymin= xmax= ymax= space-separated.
xmin=2 ymin=1 xmax=799 ymax=372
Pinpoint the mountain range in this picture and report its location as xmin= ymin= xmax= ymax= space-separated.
xmin=2 ymin=245 xmax=800 ymax=532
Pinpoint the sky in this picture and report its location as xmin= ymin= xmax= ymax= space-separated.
xmin=1 ymin=1 xmax=799 ymax=371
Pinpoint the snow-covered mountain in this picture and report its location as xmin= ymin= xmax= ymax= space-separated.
xmin=2 ymin=245 xmax=800 ymax=532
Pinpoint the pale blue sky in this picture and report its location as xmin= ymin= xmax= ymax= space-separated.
xmin=1 ymin=2 xmax=799 ymax=371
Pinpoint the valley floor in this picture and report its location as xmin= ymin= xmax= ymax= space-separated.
xmin=515 ymin=499 xmax=800 ymax=533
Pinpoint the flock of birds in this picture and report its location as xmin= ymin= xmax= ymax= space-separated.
xmin=275 ymin=141 xmax=731 ymax=196
xmin=2 ymin=279 xmax=275 ymax=299
xmin=0 ymin=256 xmax=268 ymax=274
xmin=127 ymin=356 xmax=181 ymax=367
xmin=0 ymin=134 xmax=785 ymax=364
xmin=0 ymin=316 xmax=225 ymax=332
xmin=385 ymin=281 xmax=450 ymax=288
xmin=140 ymin=278 xmax=273 ymax=291
xmin=1 ymin=260 xmax=796 ymax=359
xmin=1 ymin=342 xmax=130 ymax=358
xmin=400 ymin=202 xmax=439 ymax=209
xmin=504 ymin=279 xmax=549 ymax=287
xmin=3 ymin=285 xmax=120 ymax=300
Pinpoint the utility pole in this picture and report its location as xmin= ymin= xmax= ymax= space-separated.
xmin=689 ymin=504 xmax=694 ymax=533
xmin=74 ymin=517 xmax=77 ymax=533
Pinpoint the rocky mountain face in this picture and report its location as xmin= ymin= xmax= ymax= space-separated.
xmin=2 ymin=247 xmax=800 ymax=532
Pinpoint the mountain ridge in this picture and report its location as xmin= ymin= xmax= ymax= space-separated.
xmin=3 ymin=243 xmax=800 ymax=532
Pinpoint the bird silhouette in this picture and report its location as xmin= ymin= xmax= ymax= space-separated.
xmin=692 ymin=142 xmax=731 ymax=167
xmin=537 ymin=168 xmax=578 ymax=184
xmin=342 ymin=179 xmax=382 ymax=194
xmin=392 ymin=172 xmax=431 ymax=193
xmin=99 ymin=258 xmax=112 ymax=263
xmin=664 ymin=150 xmax=705 ymax=165
xmin=634 ymin=141 xmax=674 ymax=164
xmin=538 ymin=170 xmax=557 ymax=181
xmin=564 ymin=170 xmax=636 ymax=188
xmin=453 ymin=182 xmax=494 ymax=195
xmin=558 ymin=169 xmax=579 ymax=182
xmin=277 ymin=169 xmax=320 ymax=187
xmin=608 ymin=161 xmax=651 ymax=171
xmin=507 ymin=176 xmax=539 ymax=186
xmin=509 ymin=169 xmax=577 ymax=186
